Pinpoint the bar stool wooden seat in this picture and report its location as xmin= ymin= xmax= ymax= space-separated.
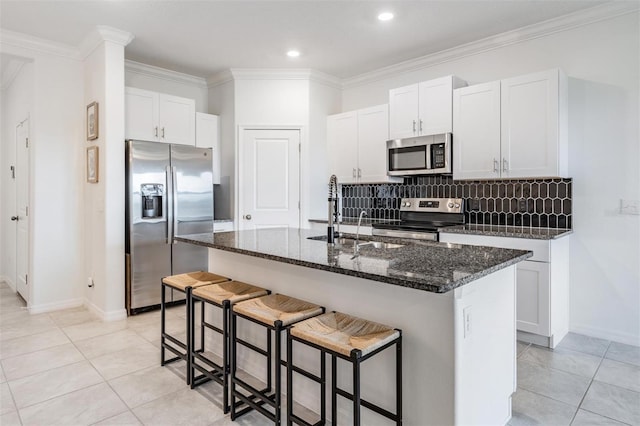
xmin=189 ymin=280 xmax=269 ymax=412
xmin=230 ymin=294 xmax=325 ymax=424
xmin=287 ymin=311 xmax=402 ymax=426
xmin=161 ymin=271 xmax=230 ymax=385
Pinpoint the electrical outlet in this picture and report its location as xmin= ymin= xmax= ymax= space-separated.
xmin=87 ymin=277 xmax=94 ymax=288
xmin=463 ymin=306 xmax=472 ymax=338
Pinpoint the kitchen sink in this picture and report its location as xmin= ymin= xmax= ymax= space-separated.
xmin=307 ymin=236 xmax=404 ymax=249
xmin=359 ymin=241 xmax=405 ymax=249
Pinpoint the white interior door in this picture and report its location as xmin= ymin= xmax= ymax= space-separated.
xmin=15 ymin=119 xmax=30 ymax=301
xmin=240 ymin=129 xmax=300 ymax=230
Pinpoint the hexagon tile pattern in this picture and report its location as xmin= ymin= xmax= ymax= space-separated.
xmin=341 ymin=177 xmax=572 ymax=229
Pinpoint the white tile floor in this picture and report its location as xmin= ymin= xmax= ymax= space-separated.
xmin=1 ymin=281 xmax=638 ymax=425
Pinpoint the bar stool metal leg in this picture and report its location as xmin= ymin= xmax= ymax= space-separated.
xmin=352 ymin=350 xmax=362 ymax=426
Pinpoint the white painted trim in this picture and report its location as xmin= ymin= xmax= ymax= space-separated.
xmin=206 ymin=69 xmax=234 ymax=88
xmin=342 ymin=2 xmax=640 ymax=88
xmin=79 ymin=26 xmax=134 ymax=59
xmin=0 ymin=29 xmax=79 ymax=59
xmin=84 ymin=298 xmax=128 ymax=322
xmin=571 ymin=323 xmax=640 ymax=347
xmin=29 ymin=298 xmax=84 ymax=314
xmin=126 ymin=60 xmax=208 ymax=88
xmin=207 ymin=68 xmax=341 ymax=89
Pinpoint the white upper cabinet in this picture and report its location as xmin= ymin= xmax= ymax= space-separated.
xmin=327 ymin=111 xmax=358 ymax=184
xmin=389 ymin=76 xmax=466 ymax=140
xmin=453 ymin=81 xmax=501 ymax=180
xmin=195 ymin=112 xmax=221 ymax=184
xmin=453 ymin=69 xmax=568 ymax=180
xmin=125 ymin=87 xmax=196 ymax=146
xmin=327 ymin=104 xmax=401 ymax=184
xmin=389 ymin=84 xmax=420 ymax=139
xmin=501 ymin=69 xmax=567 ymax=179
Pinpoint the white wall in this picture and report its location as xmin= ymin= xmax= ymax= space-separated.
xmin=125 ymin=61 xmax=208 ymax=112
xmin=308 ymin=79 xmax=341 ymax=220
xmin=208 ymin=79 xmax=235 ymax=220
xmin=83 ymin=33 xmax=129 ymax=320
xmin=342 ymin=13 xmax=640 ymax=345
xmin=0 ymin=35 xmax=85 ymax=312
xmin=0 ymin=59 xmax=33 ymax=291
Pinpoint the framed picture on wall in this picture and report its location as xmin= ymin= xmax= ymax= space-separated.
xmin=87 ymin=101 xmax=99 ymax=140
xmin=87 ymin=146 xmax=99 ymax=183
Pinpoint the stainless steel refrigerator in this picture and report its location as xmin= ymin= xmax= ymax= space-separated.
xmin=125 ymin=140 xmax=213 ymax=314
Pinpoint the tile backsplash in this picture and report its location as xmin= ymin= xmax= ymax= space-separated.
xmin=341 ymin=176 xmax=572 ymax=229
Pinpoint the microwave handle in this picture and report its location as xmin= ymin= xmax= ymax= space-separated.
xmin=426 ymin=144 xmax=432 ymax=170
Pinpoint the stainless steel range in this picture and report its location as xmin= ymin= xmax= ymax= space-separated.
xmin=372 ymin=198 xmax=464 ymax=241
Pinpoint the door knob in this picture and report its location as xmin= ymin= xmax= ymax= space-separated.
xmin=11 ymin=216 xmax=18 ymax=221
xmin=244 ymin=214 xmax=252 ymax=220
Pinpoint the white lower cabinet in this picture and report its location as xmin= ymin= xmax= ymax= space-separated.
xmin=439 ymin=232 xmax=569 ymax=348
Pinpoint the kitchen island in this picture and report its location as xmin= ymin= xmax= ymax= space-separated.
xmin=176 ymin=228 xmax=532 ymax=425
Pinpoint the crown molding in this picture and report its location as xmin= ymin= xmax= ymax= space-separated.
xmin=343 ymin=1 xmax=640 ymax=89
xmin=125 ymin=60 xmax=207 ymax=88
xmin=80 ymin=26 xmax=134 ymax=59
xmin=206 ymin=69 xmax=234 ymax=88
xmin=0 ymin=29 xmax=79 ymax=60
xmin=206 ymin=68 xmax=342 ymax=89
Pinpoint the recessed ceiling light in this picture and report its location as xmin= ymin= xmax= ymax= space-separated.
xmin=378 ymin=12 xmax=394 ymax=21
xmin=287 ymin=50 xmax=300 ymax=58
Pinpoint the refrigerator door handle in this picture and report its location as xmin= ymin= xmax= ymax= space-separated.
xmin=166 ymin=165 xmax=173 ymax=244
xmin=172 ymin=166 xmax=178 ymax=244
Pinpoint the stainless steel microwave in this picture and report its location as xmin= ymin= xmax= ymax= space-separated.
xmin=386 ymin=133 xmax=452 ymax=176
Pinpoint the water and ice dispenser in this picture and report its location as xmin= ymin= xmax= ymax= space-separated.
xmin=141 ymin=184 xmax=163 ymax=218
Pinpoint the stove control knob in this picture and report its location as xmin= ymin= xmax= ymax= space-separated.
xmin=448 ymin=202 xmax=454 ymax=208
xmin=454 ymin=203 xmax=460 ymax=208
xmin=405 ymin=202 xmax=411 ymax=207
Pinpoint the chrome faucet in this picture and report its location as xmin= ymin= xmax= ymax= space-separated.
xmin=327 ymin=175 xmax=340 ymax=244
xmin=352 ymin=210 xmax=368 ymax=258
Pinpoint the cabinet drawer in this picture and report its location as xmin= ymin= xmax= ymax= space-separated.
xmin=439 ymin=232 xmax=549 ymax=262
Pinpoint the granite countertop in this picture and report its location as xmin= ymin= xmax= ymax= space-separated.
xmin=440 ymin=224 xmax=573 ymax=240
xmin=176 ymin=228 xmax=531 ymax=294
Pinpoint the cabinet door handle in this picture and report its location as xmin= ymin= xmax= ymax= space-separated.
xmin=493 ymin=158 xmax=499 ymax=173
xmin=503 ymin=158 xmax=509 ymax=172
xmin=419 ymin=119 xmax=423 ymax=133
xmin=357 ymin=168 xmax=362 ymax=178
xmin=154 ymin=126 xmax=158 ymax=137
xmin=412 ymin=120 xmax=416 ymax=133
xmin=352 ymin=168 xmax=356 ymax=178
xmin=161 ymin=127 xmax=165 ymax=138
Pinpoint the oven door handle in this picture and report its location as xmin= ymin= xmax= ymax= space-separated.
xmin=371 ymin=228 xmax=438 ymax=241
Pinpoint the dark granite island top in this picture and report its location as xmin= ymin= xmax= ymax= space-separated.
xmin=175 ymin=228 xmax=532 ymax=294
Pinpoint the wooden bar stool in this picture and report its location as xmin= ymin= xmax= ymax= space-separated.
xmin=287 ymin=311 xmax=402 ymax=426
xmin=230 ymin=294 xmax=325 ymax=424
xmin=189 ymin=280 xmax=269 ymax=413
xmin=161 ymin=271 xmax=231 ymax=385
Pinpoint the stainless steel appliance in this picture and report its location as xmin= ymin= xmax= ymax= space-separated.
xmin=372 ymin=198 xmax=464 ymax=241
xmin=387 ymin=133 xmax=452 ymax=176
xmin=125 ymin=140 xmax=214 ymax=314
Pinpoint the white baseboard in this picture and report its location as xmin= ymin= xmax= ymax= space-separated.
xmin=84 ymin=298 xmax=127 ymax=322
xmin=571 ymin=323 xmax=640 ymax=347
xmin=0 ymin=275 xmax=16 ymax=292
xmin=29 ymin=298 xmax=84 ymax=314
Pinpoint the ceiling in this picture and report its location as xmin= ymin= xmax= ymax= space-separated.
xmin=0 ymin=1 xmax=609 ymax=80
